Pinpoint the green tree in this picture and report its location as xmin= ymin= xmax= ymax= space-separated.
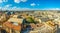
xmin=26 ymin=17 xmax=35 ymax=23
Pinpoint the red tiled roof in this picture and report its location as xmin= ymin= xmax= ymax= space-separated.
xmin=3 ymin=22 xmax=21 ymax=31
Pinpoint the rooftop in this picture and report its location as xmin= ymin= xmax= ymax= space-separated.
xmin=3 ymin=22 xmax=21 ymax=31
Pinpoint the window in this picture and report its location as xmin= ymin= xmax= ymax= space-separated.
xmin=13 ymin=22 xmax=18 ymax=26
xmin=11 ymin=22 xmax=18 ymax=26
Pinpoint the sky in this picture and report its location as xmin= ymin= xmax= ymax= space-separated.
xmin=0 ymin=0 xmax=60 ymax=10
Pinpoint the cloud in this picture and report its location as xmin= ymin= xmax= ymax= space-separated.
xmin=1 ymin=4 xmax=12 ymax=10
xmin=5 ymin=4 xmax=12 ymax=7
xmin=30 ymin=3 xmax=36 ymax=6
xmin=3 ymin=4 xmax=12 ymax=10
xmin=11 ymin=6 xmax=30 ymax=11
xmin=1 ymin=4 xmax=40 ymax=11
xmin=42 ymin=8 xmax=60 ymax=10
xmin=30 ymin=3 xmax=39 ymax=6
xmin=3 ymin=0 xmax=8 ymax=2
xmin=0 ymin=0 xmax=8 ymax=3
xmin=21 ymin=0 xmax=27 ymax=2
xmin=14 ymin=0 xmax=27 ymax=3
xmin=1 ymin=5 xmax=40 ymax=11
xmin=1 ymin=6 xmax=31 ymax=11
xmin=0 ymin=0 xmax=3 ymax=3
xmin=14 ymin=0 xmax=21 ymax=3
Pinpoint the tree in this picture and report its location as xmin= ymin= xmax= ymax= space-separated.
xmin=26 ymin=17 xmax=35 ymax=23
